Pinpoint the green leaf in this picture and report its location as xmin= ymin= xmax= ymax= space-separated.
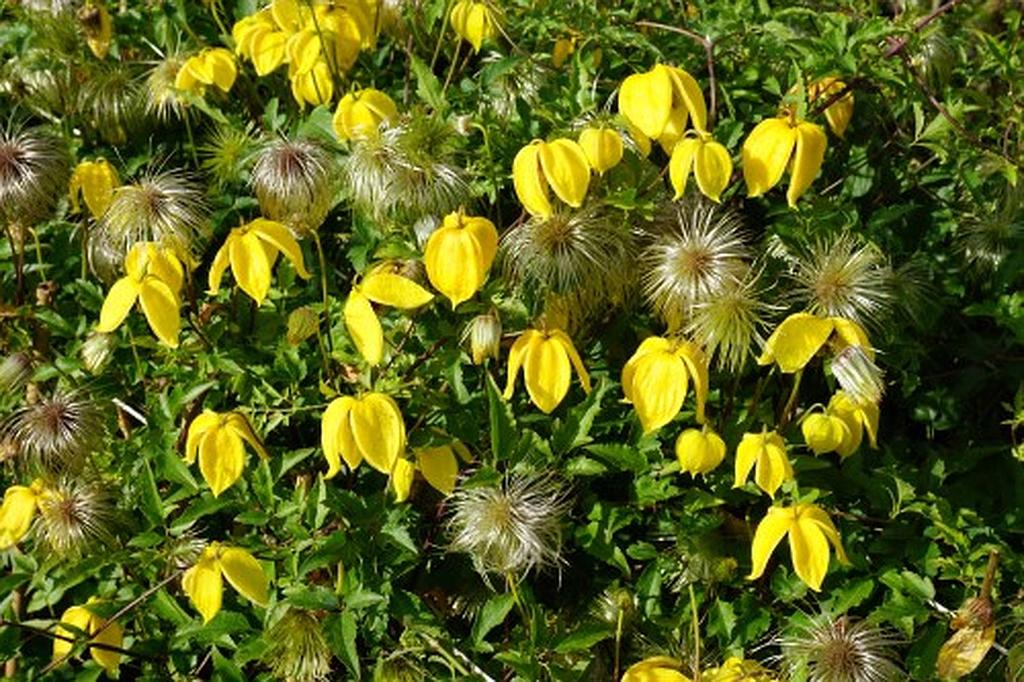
xmin=138 ymin=457 xmax=165 ymax=526
xmin=551 ymin=379 xmax=608 ymax=454
xmin=410 ymin=55 xmax=446 ymax=112
xmin=486 ymin=371 xmax=516 ymax=461
xmin=325 ymin=611 xmax=361 ymax=680
xmin=584 ymin=444 xmax=646 ymax=474
xmin=471 ymin=592 xmax=516 ymax=649
xmin=552 ymin=623 xmax=614 ymax=653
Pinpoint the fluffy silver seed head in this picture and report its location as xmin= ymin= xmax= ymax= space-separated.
xmin=251 ymin=136 xmax=335 ymax=234
xmin=0 ymin=390 xmax=104 ymax=470
xmin=792 ymin=235 xmax=893 ymax=327
xmin=81 ymin=62 xmax=145 ymax=146
xmin=263 ymin=609 xmax=332 ymax=682
xmin=35 ymin=477 xmax=114 ymax=556
xmin=481 ymin=53 xmax=545 ymax=119
xmin=685 ymin=268 xmax=775 ymax=372
xmin=145 ymin=56 xmax=188 ymax=121
xmin=830 ymin=345 xmax=885 ymax=405
xmin=447 ymin=472 xmax=571 ymax=581
xmin=777 ymin=614 xmax=904 ymax=682
xmin=0 ymin=122 xmax=69 ymax=226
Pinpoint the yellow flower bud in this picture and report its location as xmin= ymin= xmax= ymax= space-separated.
xmin=578 ymin=127 xmax=624 ymax=175
xmin=675 ymin=427 xmax=726 ymax=476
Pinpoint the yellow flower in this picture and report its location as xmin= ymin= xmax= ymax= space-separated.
xmin=702 ymin=657 xmax=778 ymax=681
xmin=757 ymin=312 xmax=872 ymax=374
xmin=578 ymin=127 xmax=624 ymax=175
xmin=669 ymin=132 xmax=733 ymax=202
xmin=53 ymin=597 xmax=124 ymax=674
xmin=0 ymin=480 xmax=45 ymax=549
xmin=185 ymin=411 xmax=270 ymax=497
xmin=450 ymin=0 xmax=499 ymax=53
xmin=512 ymin=139 xmax=591 ymax=218
xmin=618 ymin=63 xmax=707 ymax=152
xmin=79 ymin=1 xmax=112 ymax=60
xmin=174 ymin=48 xmax=238 ymax=95
xmin=391 ymin=444 xmax=461 ymax=503
xmin=207 ymin=218 xmax=311 ymax=304
xmin=320 ymin=392 xmax=405 ymax=477
xmin=805 ymin=76 xmax=853 ymax=138
xmin=182 ymin=542 xmax=269 ymax=623
xmin=424 ymin=211 xmax=498 ymax=308
xmin=828 ymin=391 xmax=880 ymax=456
xmin=742 ymin=115 xmax=827 ymax=207
xmin=290 ymin=59 xmax=334 ymax=107
xmin=733 ymin=430 xmax=793 ymax=498
xmin=69 ymin=159 xmax=118 ymax=218
xmin=676 ymin=427 xmax=726 ymax=477
xmin=552 ymin=36 xmax=575 ymax=69
xmin=96 ymin=242 xmax=185 ymax=347
xmin=343 ymin=266 xmax=434 ymax=365
xmin=621 ymin=336 xmax=709 ymax=433
xmin=748 ymin=503 xmax=849 ymax=591
xmin=801 ymin=412 xmax=851 ymax=456
xmin=332 ymin=88 xmax=398 ymax=141
xmin=504 ymin=328 xmax=591 ymax=413
xmin=621 ymin=656 xmax=691 ymax=682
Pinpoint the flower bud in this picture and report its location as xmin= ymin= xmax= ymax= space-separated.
xmin=675 ymin=427 xmax=726 ymax=476
xmin=80 ymin=332 xmax=115 ymax=375
xmin=801 ymin=412 xmax=847 ymax=455
xmin=467 ymin=312 xmax=502 ymax=365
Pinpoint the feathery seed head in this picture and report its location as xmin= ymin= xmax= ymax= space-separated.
xmin=957 ymin=183 xmax=1023 ymax=274
xmin=1 ymin=390 xmax=104 ymax=470
xmin=685 ymin=268 xmax=775 ymax=372
xmin=829 ymin=345 xmax=885 ymax=405
xmin=81 ymin=62 xmax=145 ymax=146
xmin=201 ymin=123 xmax=258 ymax=189
xmin=35 ymin=477 xmax=114 ymax=556
xmin=145 ymin=55 xmax=189 ymax=121
xmin=0 ymin=122 xmax=69 ymax=226
xmin=263 ymin=609 xmax=333 ymax=682
xmin=465 ymin=311 xmax=502 ymax=364
xmin=792 ymin=235 xmax=893 ymax=326
xmin=251 ymin=135 xmax=335 ymax=235
xmin=778 ymin=613 xmax=903 ymax=682
xmin=593 ymin=587 xmax=637 ymax=632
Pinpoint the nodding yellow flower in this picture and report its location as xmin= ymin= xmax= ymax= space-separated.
xmin=207 ymin=218 xmax=311 ymax=305
xmin=828 ymin=391 xmax=879 ymax=455
xmin=332 ymin=88 xmax=398 ymax=141
xmin=182 ymin=542 xmax=269 ymax=623
xmin=185 ymin=411 xmax=269 ymax=497
xmin=676 ymin=427 xmax=726 ymax=477
xmin=621 ymin=336 xmax=709 ymax=433
xmin=391 ymin=444 xmax=461 ymax=502
xmin=504 ymin=328 xmax=591 ymax=413
xmin=0 ymin=480 xmax=45 ymax=549
xmin=175 ymin=48 xmax=238 ymax=95
xmin=742 ymin=114 xmax=827 ymax=207
xmin=78 ymin=1 xmax=112 ymax=60
xmin=733 ymin=430 xmax=793 ymax=498
xmin=53 ymin=597 xmax=124 ymax=673
xmin=801 ymin=411 xmax=851 ymax=456
xmin=702 ymin=657 xmax=777 ymax=681
xmin=290 ymin=60 xmax=334 ymax=108
xmin=669 ymin=131 xmax=733 ymax=202
xmin=757 ymin=312 xmax=872 ymax=374
xmin=424 ymin=211 xmax=498 ymax=308
xmin=96 ymin=242 xmax=185 ymax=348
xmin=321 ymin=392 xmax=405 ymax=477
xmin=69 ymin=159 xmax=118 ymax=218
xmin=343 ymin=267 xmax=434 ymax=365
xmin=450 ymin=0 xmax=499 ymax=53
xmin=618 ymin=63 xmax=707 ymax=152
xmin=748 ymin=503 xmax=849 ymax=591
xmin=578 ymin=127 xmax=624 ymax=175
xmin=512 ymin=139 xmax=591 ymax=218
xmin=621 ymin=656 xmax=691 ymax=682
xmin=805 ymin=76 xmax=853 ymax=138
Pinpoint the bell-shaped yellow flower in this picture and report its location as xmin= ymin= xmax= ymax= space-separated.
xmin=733 ymin=430 xmax=793 ymax=498
xmin=807 ymin=76 xmax=853 ymax=138
xmin=175 ymin=48 xmax=237 ymax=95
xmin=742 ymin=115 xmax=827 ymax=207
xmin=552 ymin=36 xmax=575 ymax=69
xmin=676 ymin=427 xmax=726 ymax=477
xmin=53 ymin=597 xmax=124 ymax=674
xmin=618 ymin=63 xmax=707 ymax=151
xmin=801 ymin=412 xmax=850 ymax=456
xmin=669 ymin=132 xmax=733 ymax=202
xmin=332 ymin=88 xmax=398 ymax=141
xmin=208 ymin=218 xmax=311 ymax=304
xmin=757 ymin=312 xmax=872 ymax=374
xmin=621 ymin=656 xmax=691 ymax=682
xmin=80 ymin=1 xmax=112 ymax=60
xmin=450 ymin=0 xmax=499 ymax=53
xmin=702 ymin=657 xmax=778 ymax=681
xmin=424 ymin=211 xmax=498 ymax=308
xmin=290 ymin=59 xmax=334 ymax=107
xmin=578 ymin=127 xmax=624 ymax=175
xmin=69 ymin=159 xmax=118 ymax=218
xmin=343 ymin=267 xmax=434 ymax=365
xmin=504 ymin=328 xmax=591 ymax=413
xmin=321 ymin=392 xmax=406 ymax=477
xmin=828 ymin=391 xmax=879 ymax=456
xmin=182 ymin=542 xmax=269 ymax=623
xmin=512 ymin=139 xmax=591 ymax=218
xmin=390 ymin=444 xmax=461 ymax=502
xmin=185 ymin=411 xmax=269 ymax=497
xmin=0 ymin=480 xmax=44 ymax=549
xmin=748 ymin=503 xmax=849 ymax=591
xmin=621 ymin=336 xmax=709 ymax=433
xmin=96 ymin=242 xmax=184 ymax=347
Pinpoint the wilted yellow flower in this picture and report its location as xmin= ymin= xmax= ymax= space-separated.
xmin=208 ymin=218 xmax=311 ymax=304
xmin=424 ymin=211 xmax=498 ymax=308
xmin=467 ymin=311 xmax=502 ymax=364
xmin=578 ymin=127 xmax=623 ymax=175
xmin=757 ymin=312 xmax=872 ymax=374
xmin=622 ymin=336 xmax=708 ymax=433
xmin=185 ymin=411 xmax=269 ymax=497
xmin=53 ymin=597 xmax=124 ymax=674
xmin=504 ymin=328 xmax=591 ymax=413
xmin=676 ymin=427 xmax=726 ymax=476
xmin=669 ymin=132 xmax=733 ymax=202
xmin=332 ymin=88 xmax=398 ymax=141
xmin=96 ymin=242 xmax=185 ymax=348
xmin=0 ymin=480 xmax=45 ymax=549
xmin=512 ymin=138 xmax=591 ymax=218
xmin=552 ymin=36 xmax=575 ymax=69
xmin=175 ymin=48 xmax=237 ymax=96
xmin=621 ymin=656 xmax=691 ymax=682
xmin=69 ymin=159 xmax=118 ymax=218
xmin=733 ymin=430 xmax=792 ymax=498
xmin=449 ymin=0 xmax=499 ymax=53
xmin=618 ymin=63 xmax=707 ymax=152
xmin=742 ymin=114 xmax=827 ymax=207
xmin=343 ymin=267 xmax=434 ymax=365
xmin=749 ymin=503 xmax=848 ymax=591
xmin=183 ymin=542 xmax=269 ymax=623
xmin=79 ymin=1 xmax=112 ymax=60
xmin=321 ymin=392 xmax=405 ymax=477
xmin=805 ymin=76 xmax=853 ymax=138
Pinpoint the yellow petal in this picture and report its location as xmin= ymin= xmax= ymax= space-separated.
xmin=748 ymin=505 xmax=794 ymax=580
xmin=787 ymin=121 xmax=827 ymax=207
xmin=53 ymin=605 xmax=93 ymax=659
xmin=70 ymin=160 xmax=118 ymax=218
xmin=801 ymin=413 xmax=847 ymax=455
xmin=537 ymin=138 xmax=591 ymax=208
xmin=89 ymin=616 xmax=123 ymax=673
xmin=425 ymin=222 xmax=484 ymax=308
xmin=138 ymin=277 xmax=181 ymax=348
xmin=618 ymin=67 xmax=672 ymax=140
xmin=675 ymin=341 xmax=709 ymax=423
xmin=183 ymin=552 xmax=223 ymax=623
xmin=204 ymin=48 xmax=237 ymax=91
xmin=665 ymin=65 xmax=708 ymax=134
xmin=357 ymin=89 xmax=398 ymax=125
xmin=790 ymin=513 xmax=832 ymax=591
xmin=937 ymin=625 xmax=996 ymax=679
xmin=675 ymin=428 xmax=726 ymax=476
xmin=291 ymin=60 xmax=333 ymax=107
xmin=207 ymin=239 xmax=232 ymax=295
xmin=757 ymin=312 xmax=835 ymax=373
xmin=629 ymin=351 xmax=687 ymax=434
xmin=621 ymin=336 xmax=674 ymax=403
xmin=742 ymin=117 xmax=797 ymax=198
xmin=656 ymin=105 xmax=688 ymax=154
xmin=549 ymin=330 xmax=591 ymax=394
xmin=0 ymin=485 xmax=39 ymax=549
xmin=250 ymin=30 xmax=288 ymax=76
xmin=96 ymin=277 xmax=139 ymax=333
xmin=321 ymin=396 xmax=359 ymax=476
xmin=669 ymin=137 xmax=699 ymax=200
xmin=390 ymin=458 xmax=415 ymax=502
xmin=218 ymin=546 xmax=269 ymax=606
xmin=733 ymin=432 xmax=761 ymax=490
xmin=225 ymin=412 xmax=269 ymax=460
xmin=359 ymin=271 xmax=434 ymax=309
xmin=512 ymin=142 xmax=551 ymax=218
xmin=349 ymin=393 xmax=405 ymax=473
xmin=229 ymin=230 xmax=273 ymax=304
xmin=754 ymin=431 xmax=792 ymax=498
xmin=807 ymin=77 xmax=853 ymax=138
xmin=622 ymin=656 xmax=692 ymax=682
xmin=148 ymin=247 xmax=185 ymax=294
xmin=800 ymin=504 xmax=849 ymax=565
xmin=185 ymin=411 xmax=222 ymax=465
xmin=503 ymin=329 xmax=541 ymax=399
xmin=578 ymin=127 xmax=623 ymax=174
xmin=343 ymin=289 xmax=383 ymax=366
xmin=286 ymin=29 xmax=321 ymax=75
xmin=462 ymin=2 xmax=490 ymax=52
xmin=416 ymin=445 xmax=458 ymax=495
xmin=251 ymin=218 xmax=310 ymax=279
xmin=830 ymin=317 xmax=874 ymax=360
xmin=523 ymin=334 xmax=571 ymax=413
xmin=199 ymin=424 xmax=245 ymax=497
xmin=693 ymin=138 xmax=733 ymax=202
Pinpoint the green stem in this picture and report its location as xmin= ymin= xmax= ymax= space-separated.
xmin=441 ymin=40 xmax=462 ymax=95
xmin=312 ymin=232 xmax=334 ymax=356
xmin=430 ymin=0 xmax=456 ymax=70
xmin=614 ymin=606 xmax=624 ymax=680
xmin=778 ymin=369 xmax=803 ymax=431
xmin=507 ymin=573 xmax=532 ymax=641
xmin=182 ymin=114 xmax=199 ymax=167
xmin=689 ymin=584 xmax=701 ymax=681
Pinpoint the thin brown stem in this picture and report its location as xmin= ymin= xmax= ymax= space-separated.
xmin=883 ymin=0 xmax=965 ymax=58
